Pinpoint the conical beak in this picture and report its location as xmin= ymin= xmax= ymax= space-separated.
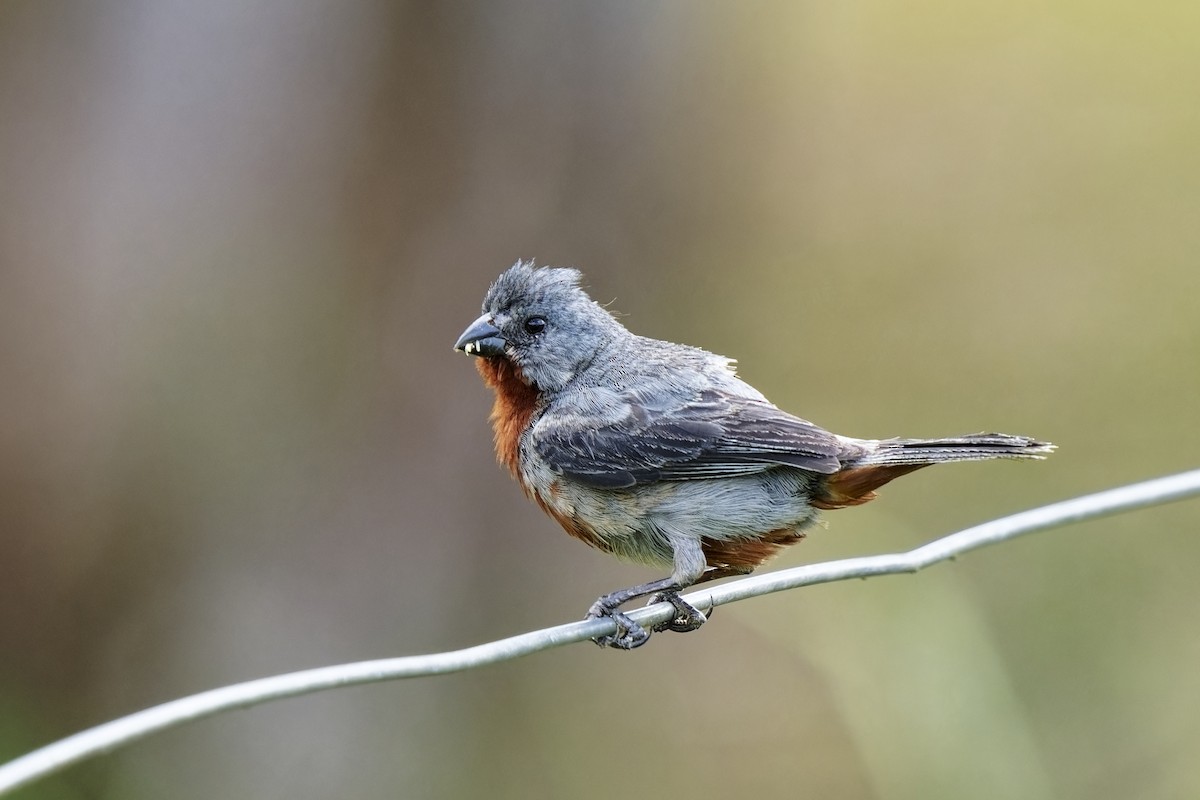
xmin=454 ymin=314 xmax=507 ymax=358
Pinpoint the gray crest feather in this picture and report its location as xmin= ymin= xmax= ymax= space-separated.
xmin=484 ymin=260 xmax=585 ymax=314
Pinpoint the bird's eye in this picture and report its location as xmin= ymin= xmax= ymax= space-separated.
xmin=524 ymin=316 xmax=547 ymax=334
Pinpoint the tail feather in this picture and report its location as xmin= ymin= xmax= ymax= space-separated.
xmin=812 ymin=433 xmax=1054 ymax=511
xmin=851 ymin=432 xmax=1055 ymax=468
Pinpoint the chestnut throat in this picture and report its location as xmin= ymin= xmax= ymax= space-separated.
xmin=476 ymin=357 xmax=542 ymax=484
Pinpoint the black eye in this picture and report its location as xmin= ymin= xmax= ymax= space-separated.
xmin=524 ymin=316 xmax=546 ymax=334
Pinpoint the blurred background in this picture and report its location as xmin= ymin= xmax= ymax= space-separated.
xmin=1 ymin=1 xmax=1198 ymax=798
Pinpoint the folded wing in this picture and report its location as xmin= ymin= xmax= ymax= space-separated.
xmin=534 ymin=388 xmax=844 ymax=489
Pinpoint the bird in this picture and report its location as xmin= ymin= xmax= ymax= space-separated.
xmin=454 ymin=261 xmax=1053 ymax=649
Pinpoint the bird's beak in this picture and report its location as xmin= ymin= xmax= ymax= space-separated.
xmin=454 ymin=314 xmax=507 ymax=358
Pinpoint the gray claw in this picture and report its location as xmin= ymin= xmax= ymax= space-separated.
xmin=587 ymin=606 xmax=651 ymax=650
xmin=648 ymin=590 xmax=707 ymax=634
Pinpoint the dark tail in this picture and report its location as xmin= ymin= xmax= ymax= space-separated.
xmin=852 ymin=432 xmax=1055 ymax=468
xmin=812 ymin=433 xmax=1054 ymax=510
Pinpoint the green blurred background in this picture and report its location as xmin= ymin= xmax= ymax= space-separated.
xmin=1 ymin=1 xmax=1198 ymax=798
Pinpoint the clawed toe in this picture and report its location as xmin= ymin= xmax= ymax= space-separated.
xmin=648 ymin=590 xmax=707 ymax=634
xmin=586 ymin=605 xmax=651 ymax=650
xmin=585 ymin=579 xmax=710 ymax=649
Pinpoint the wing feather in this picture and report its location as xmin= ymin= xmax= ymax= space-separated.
xmin=534 ymin=388 xmax=842 ymax=489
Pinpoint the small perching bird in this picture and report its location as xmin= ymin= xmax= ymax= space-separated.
xmin=455 ymin=261 xmax=1053 ymax=649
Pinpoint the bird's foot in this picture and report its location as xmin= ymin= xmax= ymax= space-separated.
xmin=648 ymin=590 xmax=708 ymax=634
xmin=586 ymin=601 xmax=651 ymax=650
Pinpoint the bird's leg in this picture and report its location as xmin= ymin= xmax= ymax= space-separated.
xmin=646 ymin=561 xmax=746 ymax=630
xmin=652 ymin=565 xmax=753 ymax=627
xmin=647 ymin=589 xmax=708 ymax=633
xmin=587 ymin=576 xmax=682 ymax=649
xmin=588 ymin=543 xmax=735 ymax=647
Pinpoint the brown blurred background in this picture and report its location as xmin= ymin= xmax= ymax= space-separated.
xmin=1 ymin=1 xmax=1198 ymax=798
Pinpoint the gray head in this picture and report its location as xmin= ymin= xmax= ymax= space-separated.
xmin=454 ymin=260 xmax=625 ymax=392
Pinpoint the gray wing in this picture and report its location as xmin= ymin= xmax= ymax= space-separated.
xmin=534 ymin=387 xmax=844 ymax=489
